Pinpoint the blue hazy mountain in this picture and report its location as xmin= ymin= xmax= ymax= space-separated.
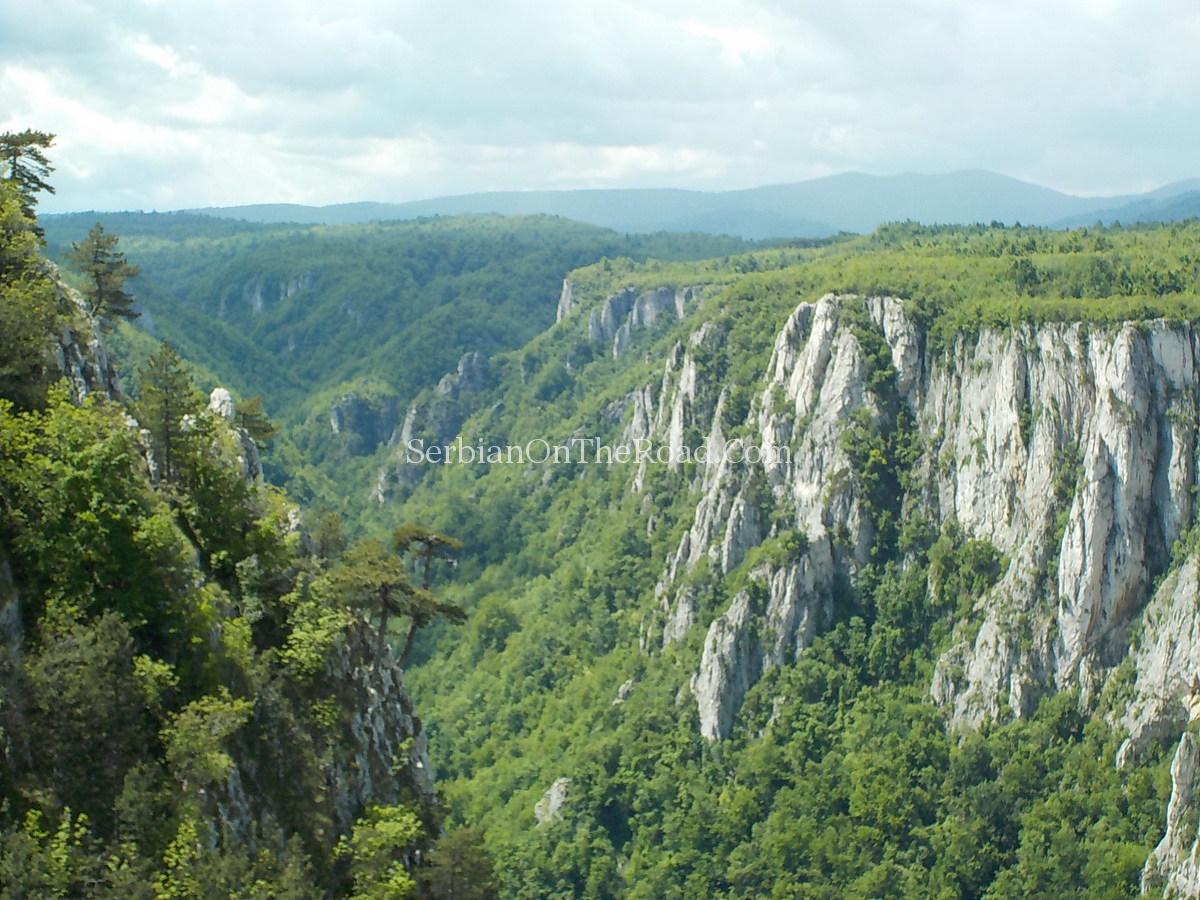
xmin=176 ymin=170 xmax=1199 ymax=238
xmin=1052 ymin=186 xmax=1200 ymax=228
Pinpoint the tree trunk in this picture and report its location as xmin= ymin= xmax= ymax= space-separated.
xmin=397 ymin=620 xmax=418 ymax=668
xmin=375 ymin=589 xmax=390 ymax=670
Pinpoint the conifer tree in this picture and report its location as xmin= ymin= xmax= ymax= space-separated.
xmin=135 ymin=343 xmax=203 ymax=483
xmin=329 ymin=539 xmax=431 ymax=664
xmin=392 ymin=524 xmax=465 ymax=665
xmin=235 ymin=395 xmax=278 ymax=444
xmin=331 ymin=532 xmax=466 ymax=666
xmin=66 ymin=223 xmax=141 ymax=328
xmin=0 ymin=129 xmax=55 ymax=226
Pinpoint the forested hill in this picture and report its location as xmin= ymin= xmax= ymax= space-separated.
xmin=85 ymin=202 xmax=1200 ymax=895
xmin=19 ymin=178 xmax=1200 ymax=896
xmin=39 ymin=212 xmax=769 ymax=511
xmin=367 ymin=220 xmax=1200 ymax=896
xmin=0 ymin=175 xmax=498 ymax=895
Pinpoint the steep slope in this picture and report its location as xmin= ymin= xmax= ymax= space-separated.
xmin=39 ymin=213 xmax=764 ymax=513
xmin=0 ymin=183 xmax=453 ymax=896
xmin=72 ymin=208 xmax=1200 ymax=893
xmin=363 ymin=221 xmax=1200 ymax=895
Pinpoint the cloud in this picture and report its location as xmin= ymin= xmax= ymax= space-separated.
xmin=0 ymin=0 xmax=1196 ymax=211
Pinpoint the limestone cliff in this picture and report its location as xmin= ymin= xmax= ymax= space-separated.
xmin=596 ymin=292 xmax=1200 ymax=747
xmin=329 ymin=390 xmax=403 ymax=456
xmin=54 ymin=275 xmax=122 ymax=402
xmin=372 ymin=351 xmax=493 ymax=502
xmin=1143 ymin=732 xmax=1200 ymax=897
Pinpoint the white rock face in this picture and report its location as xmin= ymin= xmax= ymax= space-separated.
xmin=586 ymin=286 xmax=701 ymax=360
xmin=1143 ymin=732 xmax=1200 ymax=897
xmin=241 ymin=272 xmax=312 ymax=314
xmin=618 ymin=292 xmax=1200 ymax=742
xmin=205 ymin=388 xmax=264 ymax=483
xmin=372 ymin=352 xmax=493 ymax=503
xmin=929 ymin=321 xmax=1197 ymax=726
xmin=1116 ymin=559 xmax=1200 ymax=766
xmin=534 ymin=777 xmax=572 ymax=826
xmin=209 ymin=387 xmax=236 ymax=420
xmin=556 ymin=279 xmax=575 ymax=323
xmin=692 ymin=592 xmax=761 ymax=741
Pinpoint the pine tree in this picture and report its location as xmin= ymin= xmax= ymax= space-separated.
xmin=330 ymin=533 xmax=465 ymax=667
xmin=417 ymin=827 xmax=499 ymax=899
xmin=235 ymin=395 xmax=278 ymax=444
xmin=0 ymin=129 xmax=55 ymax=227
xmin=392 ymin=525 xmax=465 ymax=665
xmin=0 ymin=181 xmax=58 ymax=407
xmin=66 ymin=223 xmax=141 ymax=328
xmin=329 ymin=540 xmax=431 ymax=664
xmin=135 ymin=344 xmax=203 ymax=483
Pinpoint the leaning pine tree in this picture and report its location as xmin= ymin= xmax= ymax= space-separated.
xmin=66 ymin=222 xmax=141 ymax=328
xmin=0 ymin=129 xmax=55 ymax=228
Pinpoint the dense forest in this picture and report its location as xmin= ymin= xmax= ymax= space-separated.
xmin=0 ymin=144 xmax=495 ymax=897
xmin=372 ymin=220 xmax=1200 ymax=896
xmin=40 ymin=211 xmax=766 ymax=508
xmin=9 ymin=127 xmax=1200 ymax=898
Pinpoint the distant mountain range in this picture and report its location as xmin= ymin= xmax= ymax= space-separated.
xmin=58 ymin=170 xmax=1200 ymax=240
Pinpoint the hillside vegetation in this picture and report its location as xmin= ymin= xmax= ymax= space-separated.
xmin=0 ymin=179 xmax=497 ymax=897
xmin=372 ymin=218 xmax=1200 ymax=896
xmin=20 ymin=188 xmax=1200 ymax=897
xmin=41 ymin=213 xmax=765 ymax=509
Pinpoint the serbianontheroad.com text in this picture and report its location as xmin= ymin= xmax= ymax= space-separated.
xmin=404 ymin=436 xmax=794 ymax=467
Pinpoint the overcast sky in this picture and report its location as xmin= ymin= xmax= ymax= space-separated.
xmin=3 ymin=0 xmax=1198 ymax=212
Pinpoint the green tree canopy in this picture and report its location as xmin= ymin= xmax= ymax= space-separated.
xmin=329 ymin=535 xmax=465 ymax=666
xmin=235 ymin=394 xmax=278 ymax=445
xmin=66 ymin=222 xmax=140 ymax=328
xmin=0 ymin=129 xmax=55 ymax=225
xmin=0 ymin=181 xmax=57 ymax=407
xmin=135 ymin=343 xmax=204 ymax=484
xmin=391 ymin=525 xmax=465 ymax=665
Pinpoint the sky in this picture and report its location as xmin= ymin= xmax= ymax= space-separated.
xmin=2 ymin=0 xmax=1198 ymax=213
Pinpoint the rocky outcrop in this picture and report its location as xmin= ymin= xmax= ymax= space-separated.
xmin=692 ymin=591 xmax=761 ymax=741
xmin=621 ymin=292 xmax=1200 ymax=743
xmin=534 ymin=777 xmax=572 ymax=826
xmin=556 ymin=279 xmax=575 ymax=323
xmin=324 ymin=620 xmax=436 ymax=831
xmin=585 ymin=286 xmax=701 ymax=360
xmin=1142 ymin=732 xmax=1200 ymax=897
xmin=928 ymin=321 xmax=1196 ymax=726
xmin=209 ymin=387 xmax=236 ymax=420
xmin=645 ymin=297 xmax=876 ymax=736
xmin=202 ymin=616 xmax=435 ymax=847
xmin=329 ymin=391 xmax=402 ymax=456
xmin=239 ymin=273 xmax=313 ymax=315
xmin=54 ymin=281 xmax=121 ymax=402
xmin=208 ymin=388 xmax=263 ymax=483
xmin=372 ymin=352 xmax=494 ymax=502
xmin=1116 ymin=558 xmax=1200 ymax=766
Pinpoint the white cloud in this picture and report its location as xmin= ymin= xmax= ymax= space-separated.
xmin=0 ymin=0 xmax=1195 ymax=211
xmin=684 ymin=20 xmax=771 ymax=67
